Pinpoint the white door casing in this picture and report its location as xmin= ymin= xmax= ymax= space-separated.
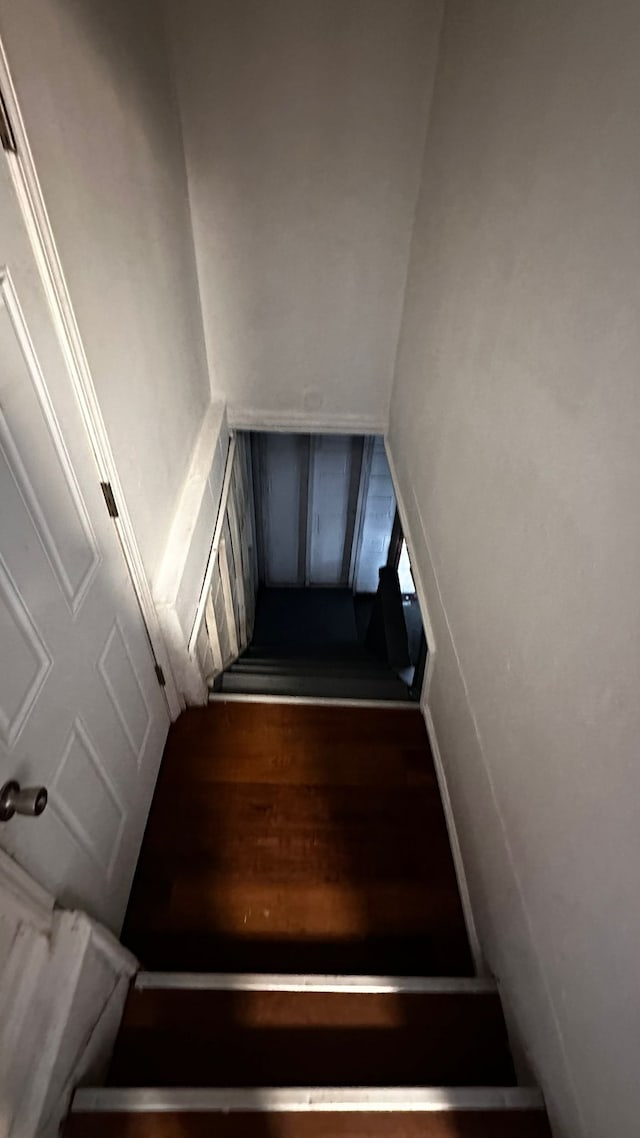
xmin=0 ymin=156 xmax=169 ymax=931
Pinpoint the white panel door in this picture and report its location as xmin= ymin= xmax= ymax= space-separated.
xmin=0 ymin=159 xmax=169 ymax=931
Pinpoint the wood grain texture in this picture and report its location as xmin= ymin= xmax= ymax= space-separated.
xmin=67 ymin=1111 xmax=552 ymax=1138
xmin=122 ymin=703 xmax=472 ymax=976
xmin=108 ymin=989 xmax=515 ymax=1087
xmin=67 ymin=701 xmax=553 ymax=1138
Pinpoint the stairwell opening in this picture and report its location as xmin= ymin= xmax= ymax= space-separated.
xmin=214 ymin=430 xmax=428 ymax=703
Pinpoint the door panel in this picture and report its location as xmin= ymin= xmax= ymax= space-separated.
xmin=0 ymin=279 xmax=100 ymax=611
xmin=0 ymin=159 xmax=169 ymax=931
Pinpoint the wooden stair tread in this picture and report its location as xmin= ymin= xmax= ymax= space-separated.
xmin=121 ymin=704 xmax=471 ymax=976
xmin=154 ymin=705 xmax=430 ymax=787
xmin=87 ymin=702 xmax=553 ymax=1138
xmin=108 ymin=989 xmax=515 ymax=1088
xmin=68 ymin=1108 xmax=551 ymax=1138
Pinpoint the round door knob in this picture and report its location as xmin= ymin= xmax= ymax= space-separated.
xmin=0 ymin=781 xmax=48 ymax=822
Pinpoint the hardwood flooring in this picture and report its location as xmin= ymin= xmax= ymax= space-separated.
xmin=67 ymin=1110 xmax=551 ymax=1138
xmin=122 ymin=703 xmax=472 ymax=976
xmin=108 ymin=988 xmax=515 ymax=1087
xmin=70 ymin=700 xmax=552 ymax=1138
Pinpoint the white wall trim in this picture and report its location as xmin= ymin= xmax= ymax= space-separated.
xmin=73 ymin=1086 xmax=545 ymax=1114
xmin=154 ymin=401 xmax=226 ymax=608
xmin=208 ymin=693 xmax=416 ymax=710
xmin=135 ymin=972 xmax=497 ymax=994
xmin=23 ymin=910 xmax=138 ymax=1138
xmin=153 ymin=604 xmax=207 ymax=707
xmin=383 ymin=440 xmax=484 ymax=975
xmin=228 ymin=408 xmax=387 ymax=435
xmin=20 ymin=913 xmax=91 ymax=1138
xmin=421 ymin=706 xmax=485 ymax=977
xmin=86 ymin=915 xmax=138 ymax=979
xmin=188 ymin=433 xmax=237 ymax=654
xmin=0 ymin=852 xmax=138 ymax=1138
xmin=0 ymin=36 xmax=181 ymax=718
xmin=153 ymin=402 xmax=230 ymax=706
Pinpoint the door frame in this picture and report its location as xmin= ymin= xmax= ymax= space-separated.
xmin=0 ymin=38 xmax=180 ymax=718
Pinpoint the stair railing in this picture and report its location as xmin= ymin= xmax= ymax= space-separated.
xmin=366 ymin=564 xmax=411 ymax=670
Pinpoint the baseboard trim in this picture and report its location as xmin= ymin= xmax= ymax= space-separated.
xmin=227 ymin=408 xmax=387 ymax=435
xmin=422 ymin=705 xmax=485 ymax=977
xmin=383 ymin=441 xmax=484 ymax=975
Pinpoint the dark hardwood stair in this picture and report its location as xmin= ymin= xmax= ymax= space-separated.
xmin=66 ymin=702 xmax=552 ymax=1138
xmin=218 ymin=663 xmax=411 ymax=701
xmin=108 ymin=980 xmax=515 ymax=1088
xmin=69 ymin=1101 xmax=550 ymax=1138
xmin=122 ymin=704 xmax=474 ymax=977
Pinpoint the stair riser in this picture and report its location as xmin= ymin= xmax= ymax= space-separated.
xmin=108 ymin=990 xmax=515 ymax=1089
xmin=230 ymin=661 xmax=395 ymax=674
xmin=69 ymin=1110 xmax=551 ymax=1138
xmin=124 ymin=934 xmax=474 ymax=978
xmin=220 ymin=674 xmax=409 ymax=700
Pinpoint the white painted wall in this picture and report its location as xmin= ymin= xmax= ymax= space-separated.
xmin=0 ymin=0 xmax=211 ymax=583
xmin=166 ymin=0 xmax=443 ymax=431
xmin=389 ymin=3 xmax=640 ymax=1137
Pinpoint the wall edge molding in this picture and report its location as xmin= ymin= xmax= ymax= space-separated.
xmin=228 ymin=408 xmax=387 ymax=435
xmin=421 ymin=705 xmax=485 ymax=976
xmin=153 ymin=399 xmax=226 ymax=606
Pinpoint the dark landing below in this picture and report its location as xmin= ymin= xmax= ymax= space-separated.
xmin=217 ymin=588 xmax=417 ymax=702
xmin=251 ymin=588 xmax=360 ymax=649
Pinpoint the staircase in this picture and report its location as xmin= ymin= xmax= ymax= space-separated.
xmin=66 ymin=702 xmax=551 ymax=1138
xmin=218 ymin=644 xmax=412 ymax=701
xmin=215 ymin=576 xmax=416 ymax=702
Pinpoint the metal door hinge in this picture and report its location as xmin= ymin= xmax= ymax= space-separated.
xmin=0 ymin=91 xmax=17 ymax=153
xmin=154 ymin=664 xmax=166 ymax=687
xmin=100 ymin=481 xmax=119 ymax=518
